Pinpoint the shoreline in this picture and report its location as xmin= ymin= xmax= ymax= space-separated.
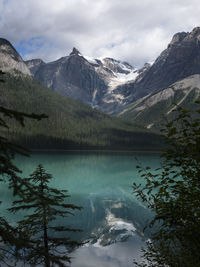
xmin=29 ymin=149 xmax=162 ymax=154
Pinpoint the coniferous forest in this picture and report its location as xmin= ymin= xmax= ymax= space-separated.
xmin=1 ymin=73 xmax=162 ymax=150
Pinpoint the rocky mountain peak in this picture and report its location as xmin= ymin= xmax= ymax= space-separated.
xmin=0 ymin=38 xmax=21 ymax=61
xmin=169 ymin=32 xmax=187 ymax=46
xmin=70 ymin=47 xmax=81 ymax=56
xmin=168 ymin=27 xmax=200 ymax=48
xmin=188 ymin=26 xmax=200 ymax=38
xmin=101 ymin=57 xmax=134 ymax=75
xmin=116 ymin=26 xmax=200 ymax=107
xmin=23 ymin=26 xmax=200 ymax=114
xmin=26 ymin=58 xmax=45 ymax=66
xmin=25 ymin=58 xmax=45 ymax=75
xmin=0 ymin=37 xmax=31 ymax=75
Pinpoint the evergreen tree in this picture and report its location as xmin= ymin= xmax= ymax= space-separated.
xmin=133 ymin=104 xmax=200 ymax=266
xmin=0 ymin=70 xmax=47 ymax=264
xmin=0 ymin=70 xmax=47 ymax=191
xmin=10 ymin=164 xmax=82 ymax=267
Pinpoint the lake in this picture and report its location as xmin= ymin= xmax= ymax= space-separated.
xmin=1 ymin=151 xmax=161 ymax=267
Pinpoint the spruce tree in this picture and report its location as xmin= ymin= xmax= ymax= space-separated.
xmin=133 ymin=104 xmax=200 ymax=266
xmin=10 ymin=164 xmax=82 ymax=267
xmin=0 ymin=70 xmax=47 ymax=264
xmin=0 ymin=70 xmax=47 ymax=191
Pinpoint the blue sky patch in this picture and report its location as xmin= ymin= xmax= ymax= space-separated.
xmin=15 ymin=37 xmax=45 ymax=59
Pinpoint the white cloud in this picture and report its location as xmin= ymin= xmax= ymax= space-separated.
xmin=1 ymin=0 xmax=200 ymax=66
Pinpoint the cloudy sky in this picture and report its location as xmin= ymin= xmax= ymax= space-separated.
xmin=0 ymin=0 xmax=200 ymax=66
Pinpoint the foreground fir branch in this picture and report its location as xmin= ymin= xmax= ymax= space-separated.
xmin=0 ymin=70 xmax=47 ymax=190
xmin=10 ymin=164 xmax=83 ymax=267
xmin=0 ymin=70 xmax=47 ymax=265
xmin=133 ymin=104 xmax=200 ymax=267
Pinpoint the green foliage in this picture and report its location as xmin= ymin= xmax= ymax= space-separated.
xmin=0 ymin=69 xmax=46 ymax=198
xmin=1 ymin=73 xmax=162 ymax=150
xmin=0 ymin=71 xmax=82 ymax=266
xmin=133 ymin=104 xmax=200 ymax=266
xmin=0 ymin=71 xmax=47 ymax=265
xmin=10 ymin=164 xmax=83 ymax=267
xmin=0 ymin=105 xmax=47 ymax=190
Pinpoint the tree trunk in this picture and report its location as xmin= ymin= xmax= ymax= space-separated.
xmin=40 ymin=177 xmax=50 ymax=267
xmin=43 ymin=217 xmax=50 ymax=267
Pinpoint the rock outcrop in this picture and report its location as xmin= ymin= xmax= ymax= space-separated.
xmin=25 ymin=58 xmax=45 ymax=75
xmin=120 ymin=27 xmax=200 ymax=102
xmin=0 ymin=38 xmax=31 ymax=75
xmin=24 ymin=27 xmax=200 ymax=115
xmin=119 ymin=74 xmax=200 ymax=130
xmin=26 ymin=49 xmax=137 ymax=111
xmin=28 ymin=48 xmax=107 ymax=106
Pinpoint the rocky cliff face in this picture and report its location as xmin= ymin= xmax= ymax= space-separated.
xmin=120 ymin=27 xmax=200 ymax=103
xmin=26 ymin=48 xmax=138 ymax=111
xmin=32 ymin=25 xmax=200 ymax=114
xmin=25 ymin=58 xmax=45 ymax=75
xmin=0 ymin=38 xmax=31 ymax=75
xmin=13 ymin=26 xmax=200 ymax=115
xmin=118 ymin=74 xmax=200 ymax=130
xmin=28 ymin=48 xmax=108 ymax=105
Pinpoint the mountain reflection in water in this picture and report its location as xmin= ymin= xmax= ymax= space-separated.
xmin=11 ymin=151 xmax=160 ymax=267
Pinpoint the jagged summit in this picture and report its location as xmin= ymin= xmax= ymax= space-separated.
xmin=0 ymin=38 xmax=21 ymax=61
xmin=25 ymin=46 xmax=137 ymax=113
xmin=169 ymin=27 xmax=200 ymax=47
xmin=23 ymin=26 xmax=200 ymax=114
xmin=0 ymin=37 xmax=31 ymax=75
xmin=169 ymin=32 xmax=188 ymax=46
xmin=118 ymin=26 xmax=200 ymax=103
xmin=70 ymin=47 xmax=81 ymax=56
xmin=25 ymin=58 xmax=45 ymax=75
xmin=188 ymin=26 xmax=200 ymax=38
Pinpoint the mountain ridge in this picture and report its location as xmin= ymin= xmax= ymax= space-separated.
xmin=0 ymin=41 xmax=162 ymax=150
xmin=25 ymin=48 xmax=143 ymax=113
xmin=25 ymin=27 xmax=200 ymax=115
xmin=118 ymin=74 xmax=200 ymax=130
xmin=2 ymin=26 xmax=200 ymax=134
xmin=118 ymin=27 xmax=200 ymax=103
xmin=0 ymin=38 xmax=31 ymax=75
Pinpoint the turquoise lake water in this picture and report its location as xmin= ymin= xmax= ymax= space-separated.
xmin=1 ymin=151 xmax=161 ymax=267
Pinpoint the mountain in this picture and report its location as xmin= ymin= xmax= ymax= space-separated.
xmin=0 ymin=38 xmax=31 ymax=75
xmin=25 ymin=58 xmax=45 ymax=75
xmin=4 ymin=26 xmax=200 ymax=137
xmin=25 ymin=48 xmax=142 ymax=113
xmin=0 ymin=39 xmax=162 ymax=150
xmin=118 ymin=74 xmax=200 ymax=130
xmin=117 ymin=27 xmax=200 ymax=104
xmin=27 ymin=27 xmax=200 ymax=115
xmin=1 ymin=73 xmax=162 ymax=150
xmin=116 ymin=27 xmax=200 ymax=129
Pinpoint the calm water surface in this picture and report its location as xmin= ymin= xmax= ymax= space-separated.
xmin=2 ymin=151 xmax=161 ymax=267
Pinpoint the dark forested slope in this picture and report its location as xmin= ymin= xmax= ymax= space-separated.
xmin=1 ymin=73 xmax=162 ymax=150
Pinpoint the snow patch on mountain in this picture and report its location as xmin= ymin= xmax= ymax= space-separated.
xmin=81 ymin=54 xmax=139 ymax=106
xmin=84 ymin=55 xmax=98 ymax=65
xmin=108 ymin=70 xmax=139 ymax=92
xmin=83 ymin=54 xmax=138 ymax=91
